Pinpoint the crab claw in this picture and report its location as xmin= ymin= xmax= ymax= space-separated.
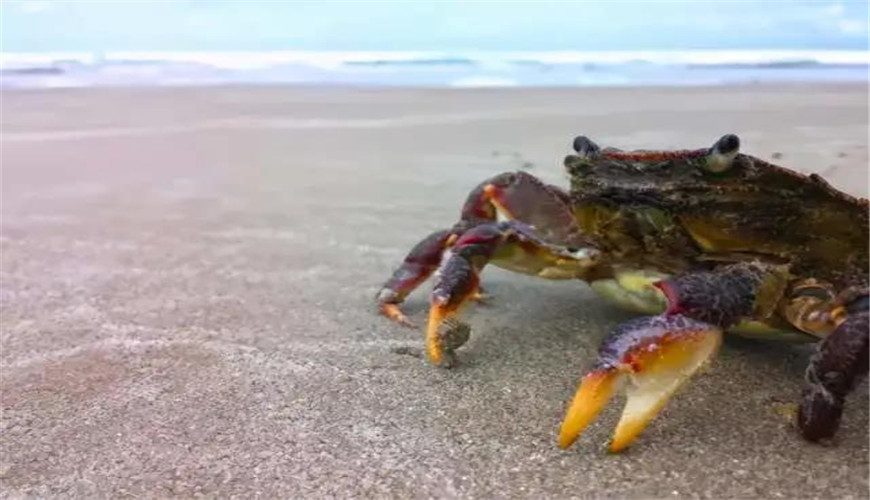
xmin=425 ymin=224 xmax=506 ymax=367
xmin=705 ymin=134 xmax=740 ymax=173
xmin=426 ymin=256 xmax=481 ymax=367
xmin=559 ymin=315 xmax=723 ymax=452
xmin=463 ymin=171 xmax=579 ymax=245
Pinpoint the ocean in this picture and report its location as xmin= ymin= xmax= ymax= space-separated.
xmin=1 ymin=50 xmax=867 ymax=88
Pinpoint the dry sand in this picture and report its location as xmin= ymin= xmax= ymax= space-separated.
xmin=1 ymin=84 xmax=868 ymax=498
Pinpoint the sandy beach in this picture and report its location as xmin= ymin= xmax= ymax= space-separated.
xmin=1 ymin=84 xmax=868 ymax=498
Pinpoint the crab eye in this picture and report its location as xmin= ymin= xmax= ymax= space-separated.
xmin=703 ymin=134 xmax=740 ymax=173
xmin=573 ymin=136 xmax=601 ymax=158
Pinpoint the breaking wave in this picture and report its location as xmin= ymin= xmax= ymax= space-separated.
xmin=2 ymin=50 xmax=867 ymax=88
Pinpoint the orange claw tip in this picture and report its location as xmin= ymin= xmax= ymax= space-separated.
xmin=380 ymin=303 xmax=414 ymax=327
xmin=482 ymin=183 xmax=517 ymax=220
xmin=607 ymin=329 xmax=723 ymax=453
xmin=558 ymin=369 xmax=620 ymax=449
xmin=425 ymin=305 xmax=448 ymax=366
xmin=608 ymin=417 xmax=648 ymax=453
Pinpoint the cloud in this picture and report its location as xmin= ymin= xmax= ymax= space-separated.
xmin=823 ymin=3 xmax=845 ymax=17
xmin=839 ymin=18 xmax=869 ymax=36
xmin=817 ymin=1 xmax=869 ymax=37
xmin=16 ymin=0 xmax=52 ymax=14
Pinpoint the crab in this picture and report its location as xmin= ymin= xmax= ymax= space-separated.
xmin=376 ymin=134 xmax=869 ymax=452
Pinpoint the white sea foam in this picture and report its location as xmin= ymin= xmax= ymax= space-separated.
xmin=450 ymin=76 xmax=518 ymax=88
xmin=1 ymin=50 xmax=867 ymax=88
xmin=1 ymin=51 xmax=99 ymax=69
xmin=492 ymin=49 xmax=869 ymax=65
xmin=107 ymin=50 xmax=452 ymax=70
xmin=3 ymin=49 xmax=867 ymax=70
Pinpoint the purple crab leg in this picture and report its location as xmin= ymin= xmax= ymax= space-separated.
xmin=798 ymin=293 xmax=869 ymax=441
xmin=377 ymin=229 xmax=456 ymax=326
xmin=377 ymin=170 xmax=581 ymax=326
xmin=425 ymin=224 xmax=505 ymax=367
xmin=425 ymin=221 xmax=601 ymax=367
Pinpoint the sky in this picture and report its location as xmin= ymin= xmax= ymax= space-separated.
xmin=1 ymin=0 xmax=868 ymax=53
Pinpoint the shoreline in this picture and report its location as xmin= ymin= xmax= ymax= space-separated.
xmin=3 ymin=79 xmax=868 ymax=92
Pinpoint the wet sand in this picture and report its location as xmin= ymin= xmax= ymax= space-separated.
xmin=1 ymin=84 xmax=868 ymax=498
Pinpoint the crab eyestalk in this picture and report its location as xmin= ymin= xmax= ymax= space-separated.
xmin=573 ymin=136 xmax=602 ymax=158
xmin=704 ymin=133 xmax=740 ymax=173
xmin=559 ymin=315 xmax=723 ymax=453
